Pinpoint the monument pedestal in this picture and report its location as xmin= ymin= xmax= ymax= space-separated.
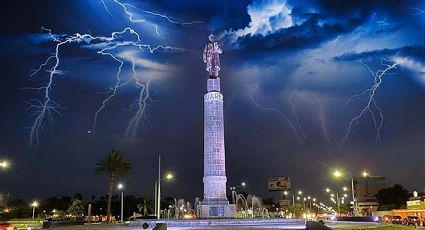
xmin=197 ymin=204 xmax=236 ymax=218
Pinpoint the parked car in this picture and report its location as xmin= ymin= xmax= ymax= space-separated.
xmin=0 ymin=223 xmax=14 ymax=230
xmin=391 ymin=215 xmax=403 ymax=224
xmin=404 ymin=216 xmax=421 ymax=226
xmin=383 ymin=215 xmax=392 ymax=222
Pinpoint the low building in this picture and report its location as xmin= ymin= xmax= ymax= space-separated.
xmin=0 ymin=193 xmax=8 ymax=208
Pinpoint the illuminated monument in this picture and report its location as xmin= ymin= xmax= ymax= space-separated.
xmin=196 ymin=35 xmax=236 ymax=218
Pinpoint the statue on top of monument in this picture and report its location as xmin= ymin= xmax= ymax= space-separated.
xmin=203 ymin=34 xmax=222 ymax=78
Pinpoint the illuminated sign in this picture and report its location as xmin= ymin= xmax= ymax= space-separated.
xmin=268 ymin=177 xmax=291 ymax=191
xmin=407 ymin=199 xmax=425 ymax=209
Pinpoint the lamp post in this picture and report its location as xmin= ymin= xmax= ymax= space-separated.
xmin=117 ymin=183 xmax=124 ymax=223
xmin=156 ymin=169 xmax=173 ymax=220
xmin=31 ymin=201 xmax=38 ymax=219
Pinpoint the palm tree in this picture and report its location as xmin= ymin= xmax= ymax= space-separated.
xmin=95 ymin=149 xmax=131 ymax=222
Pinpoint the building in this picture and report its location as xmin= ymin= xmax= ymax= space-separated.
xmin=0 ymin=193 xmax=8 ymax=208
xmin=353 ymin=176 xmax=385 ymax=216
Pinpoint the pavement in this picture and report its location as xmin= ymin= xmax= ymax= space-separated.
xmin=48 ymin=221 xmax=393 ymax=230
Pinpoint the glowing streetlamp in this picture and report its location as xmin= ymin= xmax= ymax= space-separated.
xmin=0 ymin=160 xmax=9 ymax=170
xmin=362 ymin=170 xmax=369 ymax=178
xmin=31 ymin=201 xmax=38 ymax=219
xmin=155 ymin=169 xmax=173 ymax=219
xmin=117 ymin=183 xmax=124 ymax=223
xmin=298 ymin=190 xmax=303 ymax=195
xmin=241 ymin=182 xmax=246 ymax=187
xmin=333 ymin=170 xmax=343 ymax=178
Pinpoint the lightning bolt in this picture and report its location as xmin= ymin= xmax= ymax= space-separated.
xmin=341 ymin=58 xmax=399 ymax=145
xmin=28 ymin=27 xmax=183 ymax=147
xmin=27 ymin=0 xmax=204 ymax=147
xmin=308 ymin=94 xmax=332 ymax=147
xmin=103 ymin=0 xmax=203 ymax=36
xmin=247 ymin=85 xmax=304 ymax=145
xmin=412 ymin=7 xmax=425 ymax=17
xmin=289 ymin=93 xmax=306 ymax=140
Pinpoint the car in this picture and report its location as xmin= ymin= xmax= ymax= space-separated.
xmin=391 ymin=215 xmax=403 ymax=224
xmin=0 ymin=223 xmax=14 ymax=230
xmin=383 ymin=215 xmax=392 ymax=222
xmin=404 ymin=216 xmax=421 ymax=226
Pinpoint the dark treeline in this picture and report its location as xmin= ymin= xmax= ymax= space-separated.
xmin=0 ymin=193 xmax=179 ymax=221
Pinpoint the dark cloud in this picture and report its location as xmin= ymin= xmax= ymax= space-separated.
xmin=334 ymin=45 xmax=425 ymax=62
xmin=235 ymin=14 xmax=363 ymax=51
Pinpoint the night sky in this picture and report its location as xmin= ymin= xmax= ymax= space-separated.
xmin=1 ymin=0 xmax=425 ymax=203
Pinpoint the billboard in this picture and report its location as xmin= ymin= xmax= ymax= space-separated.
xmin=268 ymin=177 xmax=291 ymax=191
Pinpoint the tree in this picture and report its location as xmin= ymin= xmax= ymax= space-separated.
xmin=376 ymin=184 xmax=409 ymax=211
xmin=137 ymin=198 xmax=154 ymax=216
xmin=95 ymin=149 xmax=131 ymax=221
xmin=67 ymin=199 xmax=85 ymax=218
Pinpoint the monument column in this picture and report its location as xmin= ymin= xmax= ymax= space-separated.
xmin=197 ymin=34 xmax=235 ymax=218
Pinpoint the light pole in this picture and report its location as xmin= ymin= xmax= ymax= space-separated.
xmin=157 ymin=154 xmax=161 ymax=219
xmin=333 ymin=168 xmax=364 ymax=216
xmin=31 ymin=201 xmax=38 ymax=219
xmin=117 ymin=183 xmax=124 ymax=223
xmin=156 ymin=172 xmax=173 ymax=219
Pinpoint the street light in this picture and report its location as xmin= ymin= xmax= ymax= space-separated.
xmin=241 ymin=182 xmax=246 ymax=187
xmin=333 ymin=170 xmax=342 ymax=178
xmin=297 ymin=190 xmax=303 ymax=195
xmin=362 ymin=170 xmax=369 ymax=178
xmin=0 ymin=160 xmax=9 ymax=170
xmin=155 ymin=169 xmax=173 ymax=220
xmin=31 ymin=201 xmax=38 ymax=219
xmin=117 ymin=183 xmax=124 ymax=223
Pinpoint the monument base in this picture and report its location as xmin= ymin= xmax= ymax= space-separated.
xmin=197 ymin=203 xmax=236 ymax=218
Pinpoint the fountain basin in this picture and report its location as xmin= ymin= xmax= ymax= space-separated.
xmin=129 ymin=218 xmax=306 ymax=229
